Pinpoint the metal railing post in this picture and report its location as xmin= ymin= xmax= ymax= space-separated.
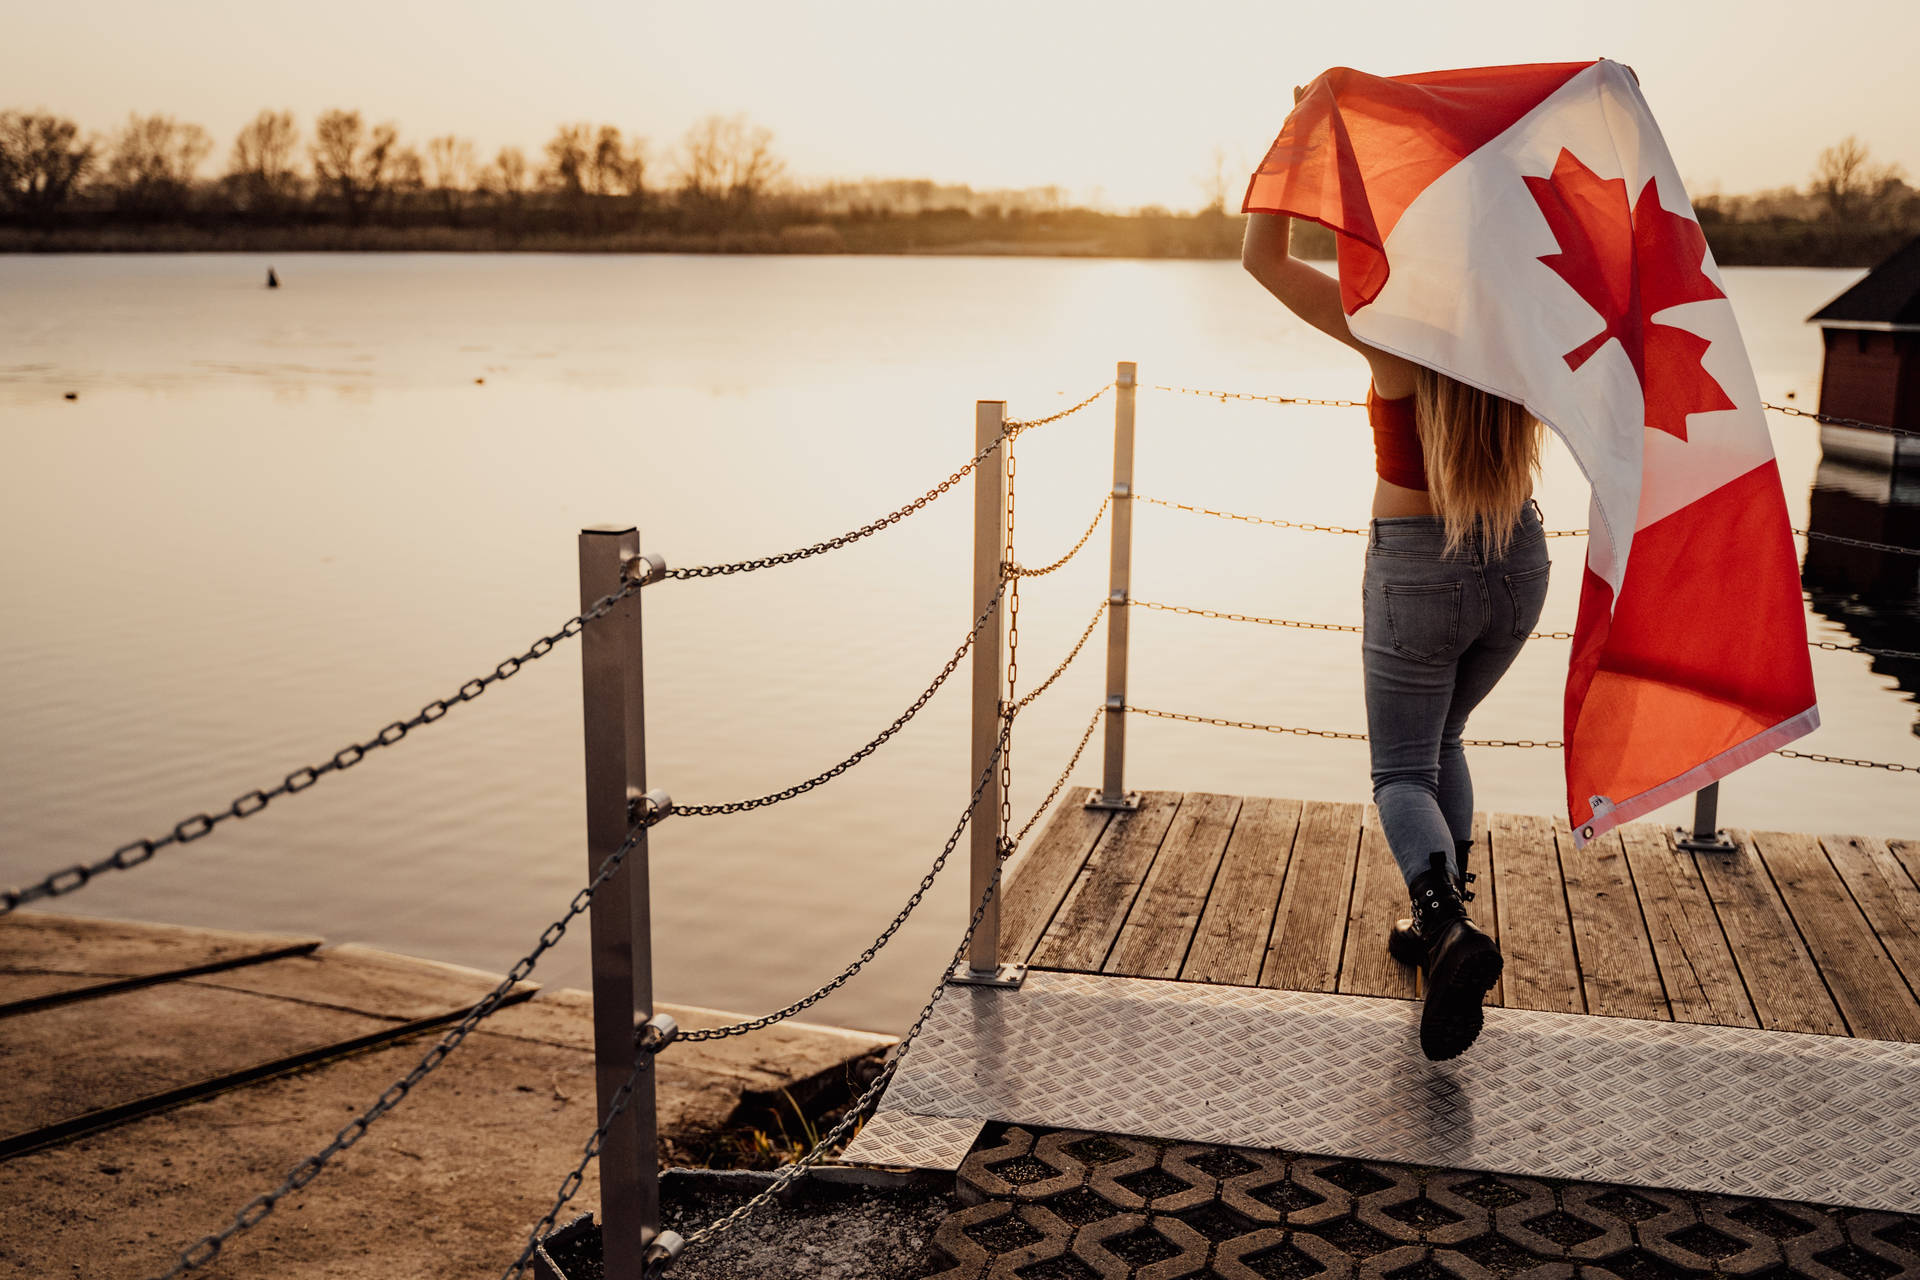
xmin=1676 ymin=780 xmax=1736 ymax=853
xmin=952 ymin=402 xmax=1024 ymax=988
xmin=578 ymin=525 xmax=661 ymax=1274
xmin=1089 ymin=360 xmax=1142 ymax=812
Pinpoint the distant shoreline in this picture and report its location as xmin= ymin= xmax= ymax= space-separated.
xmin=0 ymin=220 xmax=1904 ymax=268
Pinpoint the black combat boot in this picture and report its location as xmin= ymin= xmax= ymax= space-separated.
xmin=1387 ymin=838 xmax=1477 ymax=966
xmin=1406 ymin=851 xmax=1503 ymax=1061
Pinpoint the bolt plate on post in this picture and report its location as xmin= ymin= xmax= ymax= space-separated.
xmin=1676 ymin=827 xmax=1738 ymax=853
xmin=949 ymin=961 xmax=1027 ymax=988
xmin=1084 ymin=791 xmax=1142 ymax=812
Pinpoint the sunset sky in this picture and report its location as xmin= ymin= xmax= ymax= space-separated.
xmin=7 ymin=0 xmax=1916 ymax=211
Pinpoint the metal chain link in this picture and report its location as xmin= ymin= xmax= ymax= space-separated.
xmin=1010 ymin=494 xmax=1111 ymax=578
xmin=1149 ymin=386 xmax=1920 ymax=444
xmin=1135 ymin=494 xmax=1592 ymax=539
xmin=661 ymin=441 xmax=997 ymax=581
xmin=1798 ymin=528 xmax=1920 ymax=557
xmin=1011 ymin=600 xmax=1109 ymax=716
xmin=671 ymin=584 xmax=1005 ymax=818
xmin=4 ymin=574 xmax=654 ymax=919
xmin=1133 ymin=598 xmax=1575 ymax=640
xmin=1123 ymin=705 xmax=1564 ymax=749
xmin=1003 ymin=381 xmax=1114 ymax=431
xmin=1776 ymin=749 xmax=1917 ymax=774
xmin=1152 ymin=384 xmax=1366 ymax=408
xmin=1812 ymin=638 xmax=1920 ymax=662
xmin=674 ymin=726 xmax=1013 ymax=1044
xmin=1128 ymin=705 xmax=1918 ymax=771
xmin=1134 ymin=598 xmax=1920 ymax=652
xmin=659 ymin=382 xmax=1110 ymax=582
xmin=151 ymin=814 xmax=661 ymax=1279
xmin=1764 ymin=402 xmax=1920 ymax=441
xmin=1001 ymin=444 xmax=1019 ymax=862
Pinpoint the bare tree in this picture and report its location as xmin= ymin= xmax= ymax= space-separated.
xmin=103 ymin=113 xmax=211 ymax=218
xmin=424 ymin=134 xmax=475 ymax=223
xmin=1811 ymin=135 xmax=1907 ymax=224
xmin=310 ymin=109 xmax=399 ymax=225
xmin=589 ymin=125 xmax=644 ymax=198
xmin=0 ymin=110 xmax=96 ymax=218
xmin=227 ymin=109 xmax=300 ymax=214
xmin=483 ymin=146 xmax=532 ymax=199
xmin=677 ymin=114 xmax=782 ymax=222
xmin=544 ymin=123 xmax=591 ymax=194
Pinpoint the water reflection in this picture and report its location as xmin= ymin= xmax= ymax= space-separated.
xmin=1802 ymin=456 xmax=1920 ymax=734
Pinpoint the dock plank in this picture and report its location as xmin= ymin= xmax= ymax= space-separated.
xmin=1556 ymin=820 xmax=1669 ymax=1021
xmin=1107 ymin=793 xmax=1241 ymax=979
xmin=1619 ymin=823 xmax=1757 ymax=1028
xmin=1183 ymin=797 xmax=1300 ymax=987
xmin=1260 ymin=800 xmax=1363 ymax=993
xmin=1338 ymin=806 xmax=1419 ymax=1000
xmin=1000 ymin=787 xmax=1112 ymax=965
xmin=1821 ymin=834 xmax=1920 ymax=1000
xmin=1030 ymin=791 xmax=1181 ymax=974
xmin=1754 ymin=830 xmax=1920 ymax=1042
xmin=1693 ymin=831 xmax=1847 ymax=1036
xmin=1488 ymin=811 xmax=1582 ymax=1014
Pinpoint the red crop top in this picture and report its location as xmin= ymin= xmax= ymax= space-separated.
xmin=1368 ymin=383 xmax=1428 ymax=491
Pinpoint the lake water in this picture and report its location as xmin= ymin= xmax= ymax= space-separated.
xmin=2 ymin=254 xmax=1913 ymax=1035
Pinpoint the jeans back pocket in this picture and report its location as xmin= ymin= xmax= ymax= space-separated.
xmin=1382 ymin=580 xmax=1463 ymax=663
xmin=1503 ymin=562 xmax=1551 ymax=639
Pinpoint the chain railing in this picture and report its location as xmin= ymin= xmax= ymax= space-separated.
xmin=1764 ymin=401 xmax=1920 ymax=440
xmin=1126 ymin=705 xmax=1917 ymax=773
xmin=1153 ymin=381 xmax=1920 ymax=443
xmin=1136 ymin=598 xmax=1917 ymax=661
xmin=670 ymin=584 xmax=1005 ymax=819
xmin=658 ymin=381 xmax=1111 ymax=582
xmin=1011 ymin=494 xmax=1112 ymax=578
xmin=1 ymin=569 xmax=659 ymax=919
xmin=507 ymin=703 xmax=1109 ymax=1274
xmin=148 ymin=810 xmax=663 ymax=1279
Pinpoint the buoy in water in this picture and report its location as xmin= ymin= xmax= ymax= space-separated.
xmin=266 ymin=267 xmax=279 ymax=289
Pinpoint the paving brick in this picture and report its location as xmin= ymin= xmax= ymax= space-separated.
xmin=1075 ymin=1212 xmax=1212 ymax=1280
xmin=1844 ymin=1212 xmax=1920 ymax=1280
xmin=958 ymin=1126 xmax=1037 ymax=1205
xmin=1363 ymin=1190 xmax=1484 ymax=1248
xmin=1222 ymin=1151 xmax=1329 ymax=1227
xmin=1214 ymin=1227 xmax=1360 ymax=1280
xmin=1084 ymin=1135 xmax=1180 ymax=1211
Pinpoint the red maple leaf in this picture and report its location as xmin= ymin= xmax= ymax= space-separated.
xmin=1524 ymin=149 xmax=1734 ymax=440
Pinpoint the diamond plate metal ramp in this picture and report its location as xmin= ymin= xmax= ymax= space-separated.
xmin=865 ymin=970 xmax=1920 ymax=1212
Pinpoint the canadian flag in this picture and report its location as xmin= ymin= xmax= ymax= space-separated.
xmin=1245 ymin=58 xmax=1818 ymax=846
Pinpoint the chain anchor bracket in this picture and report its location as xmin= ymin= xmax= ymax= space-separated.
xmin=949 ymin=959 xmax=1028 ymax=988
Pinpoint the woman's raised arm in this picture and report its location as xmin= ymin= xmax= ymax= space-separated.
xmin=1241 ymin=212 xmax=1416 ymax=396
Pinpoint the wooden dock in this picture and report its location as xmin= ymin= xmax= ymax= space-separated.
xmin=998 ymin=788 xmax=1920 ymax=1043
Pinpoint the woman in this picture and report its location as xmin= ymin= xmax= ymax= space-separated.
xmin=1240 ymin=134 xmax=1549 ymax=1062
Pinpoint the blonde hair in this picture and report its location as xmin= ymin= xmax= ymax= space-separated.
xmin=1413 ymin=365 xmax=1545 ymax=557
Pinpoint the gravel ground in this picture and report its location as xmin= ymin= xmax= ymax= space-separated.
xmin=541 ymin=1172 xmax=958 ymax=1280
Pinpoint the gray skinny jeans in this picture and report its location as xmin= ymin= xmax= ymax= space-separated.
xmin=1361 ymin=499 xmax=1550 ymax=888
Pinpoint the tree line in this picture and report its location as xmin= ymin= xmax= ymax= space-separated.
xmin=1 ymin=107 xmax=1913 ymax=265
xmin=0 ymin=107 xmax=800 ymax=233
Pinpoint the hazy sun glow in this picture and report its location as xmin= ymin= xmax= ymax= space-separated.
xmin=4 ymin=0 xmax=1916 ymax=210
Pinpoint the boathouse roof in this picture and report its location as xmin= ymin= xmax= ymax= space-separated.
xmin=1808 ymin=233 xmax=1920 ymax=329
